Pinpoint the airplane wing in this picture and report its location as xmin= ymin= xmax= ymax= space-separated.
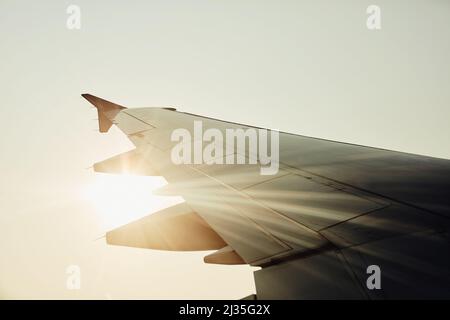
xmin=82 ymin=94 xmax=450 ymax=299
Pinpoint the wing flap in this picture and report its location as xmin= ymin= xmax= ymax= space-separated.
xmin=106 ymin=202 xmax=227 ymax=251
xmin=204 ymin=246 xmax=246 ymax=265
xmin=93 ymin=150 xmax=159 ymax=176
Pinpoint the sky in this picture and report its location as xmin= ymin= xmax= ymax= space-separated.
xmin=0 ymin=0 xmax=449 ymax=299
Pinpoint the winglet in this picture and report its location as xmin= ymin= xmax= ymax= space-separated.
xmin=81 ymin=94 xmax=126 ymax=132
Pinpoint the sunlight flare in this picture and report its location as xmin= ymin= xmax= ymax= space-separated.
xmin=83 ymin=173 xmax=183 ymax=231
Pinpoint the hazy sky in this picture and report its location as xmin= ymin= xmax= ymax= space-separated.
xmin=0 ymin=0 xmax=449 ymax=299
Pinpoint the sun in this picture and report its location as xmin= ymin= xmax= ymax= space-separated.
xmin=83 ymin=173 xmax=183 ymax=231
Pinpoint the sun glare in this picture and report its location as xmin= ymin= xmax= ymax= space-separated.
xmin=83 ymin=173 xmax=184 ymax=231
